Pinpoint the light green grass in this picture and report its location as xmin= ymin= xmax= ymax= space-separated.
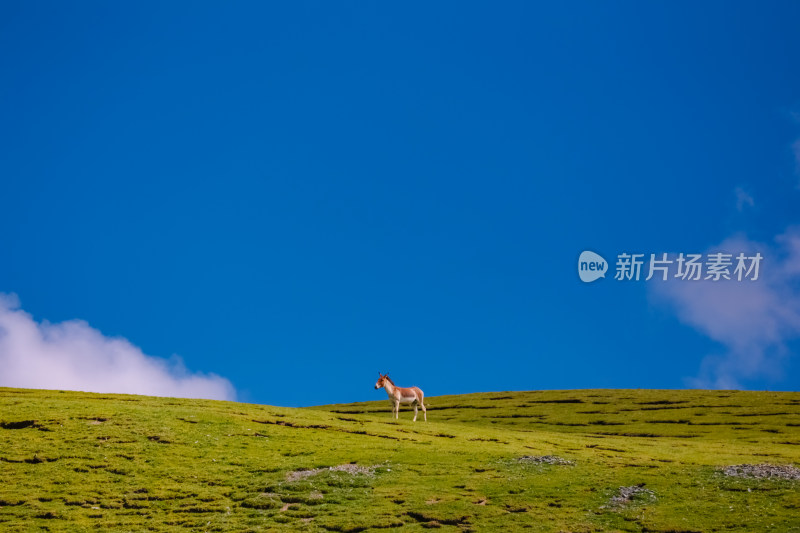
xmin=1 ymin=387 xmax=799 ymax=532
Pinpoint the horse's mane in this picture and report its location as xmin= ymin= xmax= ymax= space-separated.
xmin=384 ymin=375 xmax=395 ymax=386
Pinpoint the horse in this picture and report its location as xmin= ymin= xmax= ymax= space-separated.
xmin=374 ymin=372 xmax=427 ymax=421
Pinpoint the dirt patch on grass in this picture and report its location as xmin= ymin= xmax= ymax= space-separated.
xmin=286 ymin=464 xmax=377 ymax=482
xmin=593 ymin=431 xmax=699 ymax=438
xmin=520 ymin=399 xmax=584 ymax=404
xmin=515 ymin=455 xmax=574 ymax=465
xmin=253 ymin=418 xmax=402 ymax=440
xmin=79 ymin=416 xmax=109 ymax=424
xmin=721 ymin=464 xmax=800 ymax=480
xmin=587 ymin=420 xmax=624 ymax=426
xmin=490 ymin=414 xmax=547 ymax=419
xmin=1 ymin=455 xmax=58 ymax=464
xmin=406 ymin=511 xmax=470 ymax=527
xmin=605 ymin=484 xmax=656 ymax=507
xmin=254 ymin=418 xmax=331 ymax=429
xmin=1 ymin=420 xmax=45 ymax=430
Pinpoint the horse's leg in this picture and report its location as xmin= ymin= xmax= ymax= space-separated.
xmin=394 ymin=401 xmax=399 ymax=420
xmin=413 ymin=403 xmax=418 ymax=422
xmin=420 ymin=392 xmax=427 ymax=421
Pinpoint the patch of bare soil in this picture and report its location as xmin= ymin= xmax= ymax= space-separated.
xmin=722 ymin=463 xmax=800 ymax=480
xmin=286 ymin=464 xmax=376 ymax=482
xmin=515 ymin=455 xmax=574 ymax=465
xmin=604 ymin=484 xmax=656 ymax=508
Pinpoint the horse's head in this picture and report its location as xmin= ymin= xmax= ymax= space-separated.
xmin=375 ymin=372 xmax=388 ymax=390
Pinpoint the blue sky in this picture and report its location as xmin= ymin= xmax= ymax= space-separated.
xmin=2 ymin=2 xmax=800 ymax=406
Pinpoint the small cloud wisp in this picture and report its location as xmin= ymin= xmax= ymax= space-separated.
xmin=734 ymin=186 xmax=754 ymax=212
xmin=650 ymin=228 xmax=800 ymax=389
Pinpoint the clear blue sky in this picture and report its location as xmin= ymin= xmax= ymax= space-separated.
xmin=2 ymin=2 xmax=800 ymax=406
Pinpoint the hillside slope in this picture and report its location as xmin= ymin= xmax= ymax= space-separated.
xmin=1 ymin=387 xmax=799 ymax=532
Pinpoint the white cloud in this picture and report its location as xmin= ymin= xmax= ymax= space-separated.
xmin=734 ymin=186 xmax=754 ymax=212
xmin=0 ymin=294 xmax=235 ymax=400
xmin=649 ymin=228 xmax=800 ymax=389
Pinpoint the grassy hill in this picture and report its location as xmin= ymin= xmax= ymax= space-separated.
xmin=1 ymin=387 xmax=799 ymax=532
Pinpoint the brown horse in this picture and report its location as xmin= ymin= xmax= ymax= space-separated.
xmin=374 ymin=372 xmax=426 ymax=421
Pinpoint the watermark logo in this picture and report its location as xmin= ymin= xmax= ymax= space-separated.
xmin=578 ymin=251 xmax=607 ymax=283
xmin=578 ymin=251 xmax=763 ymax=283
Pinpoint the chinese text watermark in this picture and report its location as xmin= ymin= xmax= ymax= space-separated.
xmin=578 ymin=251 xmax=762 ymax=283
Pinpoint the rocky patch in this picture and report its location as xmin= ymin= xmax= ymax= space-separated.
xmin=721 ymin=464 xmax=800 ymax=481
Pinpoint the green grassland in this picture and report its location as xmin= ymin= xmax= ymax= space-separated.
xmin=1 ymin=387 xmax=799 ymax=532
